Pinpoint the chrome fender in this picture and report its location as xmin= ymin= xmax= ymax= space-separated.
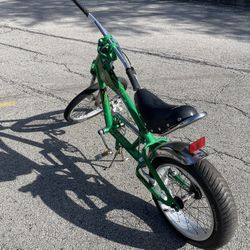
xmin=149 ymin=141 xmax=207 ymax=166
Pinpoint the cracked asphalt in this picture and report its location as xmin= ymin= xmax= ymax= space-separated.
xmin=0 ymin=0 xmax=249 ymax=249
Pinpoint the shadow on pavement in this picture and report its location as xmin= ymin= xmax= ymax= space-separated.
xmin=0 ymin=0 xmax=249 ymax=41
xmin=0 ymin=110 xmax=185 ymax=249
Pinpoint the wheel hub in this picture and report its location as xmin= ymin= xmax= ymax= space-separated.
xmin=172 ymin=196 xmax=184 ymax=210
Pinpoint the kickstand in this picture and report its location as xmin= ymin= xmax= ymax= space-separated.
xmin=119 ymin=148 xmax=128 ymax=162
xmin=105 ymin=147 xmax=128 ymax=170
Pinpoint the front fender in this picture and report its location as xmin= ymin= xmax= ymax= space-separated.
xmin=149 ymin=141 xmax=207 ymax=166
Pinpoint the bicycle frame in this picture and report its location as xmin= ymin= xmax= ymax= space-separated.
xmin=71 ymin=0 xmax=195 ymax=210
xmin=63 ymin=3 xmax=238 ymax=247
xmin=91 ymin=35 xmax=183 ymax=209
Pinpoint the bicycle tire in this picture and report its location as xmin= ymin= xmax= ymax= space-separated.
xmin=151 ymin=158 xmax=237 ymax=249
xmin=64 ymin=84 xmax=102 ymax=123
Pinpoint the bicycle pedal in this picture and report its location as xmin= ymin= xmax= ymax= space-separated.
xmin=95 ymin=150 xmax=113 ymax=160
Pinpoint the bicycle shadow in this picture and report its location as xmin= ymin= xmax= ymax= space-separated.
xmin=0 ymin=110 xmax=185 ymax=249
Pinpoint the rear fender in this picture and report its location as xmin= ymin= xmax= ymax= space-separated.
xmin=149 ymin=141 xmax=207 ymax=166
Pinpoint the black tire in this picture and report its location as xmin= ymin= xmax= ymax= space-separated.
xmin=64 ymin=84 xmax=102 ymax=123
xmin=151 ymin=158 xmax=237 ymax=249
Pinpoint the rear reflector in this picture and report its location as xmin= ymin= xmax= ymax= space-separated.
xmin=189 ymin=137 xmax=206 ymax=153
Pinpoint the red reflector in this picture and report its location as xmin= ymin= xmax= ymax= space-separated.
xmin=189 ymin=137 xmax=206 ymax=153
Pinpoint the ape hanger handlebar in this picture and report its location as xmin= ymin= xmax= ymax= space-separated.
xmin=71 ymin=0 xmax=141 ymax=91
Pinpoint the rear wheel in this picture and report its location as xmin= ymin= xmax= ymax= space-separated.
xmin=151 ymin=158 xmax=237 ymax=249
xmin=64 ymin=84 xmax=102 ymax=123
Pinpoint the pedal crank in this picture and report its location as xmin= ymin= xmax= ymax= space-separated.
xmin=95 ymin=129 xmax=113 ymax=160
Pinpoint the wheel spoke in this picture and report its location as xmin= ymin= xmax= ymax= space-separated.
xmin=183 ymin=208 xmax=210 ymax=233
xmin=189 ymin=206 xmax=212 ymax=218
xmin=155 ymin=163 xmax=214 ymax=241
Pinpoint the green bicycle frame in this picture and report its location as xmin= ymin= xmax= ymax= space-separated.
xmin=90 ymin=35 xmax=188 ymax=210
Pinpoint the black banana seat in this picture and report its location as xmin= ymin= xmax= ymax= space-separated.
xmin=134 ymin=89 xmax=205 ymax=134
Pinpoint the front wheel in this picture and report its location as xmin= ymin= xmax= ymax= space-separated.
xmin=151 ymin=158 xmax=237 ymax=249
xmin=64 ymin=84 xmax=103 ymax=123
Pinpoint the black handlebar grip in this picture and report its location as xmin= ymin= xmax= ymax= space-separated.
xmin=126 ymin=67 xmax=141 ymax=91
xmin=72 ymin=0 xmax=89 ymax=16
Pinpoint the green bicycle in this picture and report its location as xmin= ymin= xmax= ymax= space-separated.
xmin=64 ymin=1 xmax=237 ymax=248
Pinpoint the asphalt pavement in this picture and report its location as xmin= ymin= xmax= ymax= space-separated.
xmin=0 ymin=0 xmax=249 ymax=249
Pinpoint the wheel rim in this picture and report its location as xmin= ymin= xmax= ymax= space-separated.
xmin=155 ymin=164 xmax=214 ymax=241
xmin=71 ymin=94 xmax=102 ymax=121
